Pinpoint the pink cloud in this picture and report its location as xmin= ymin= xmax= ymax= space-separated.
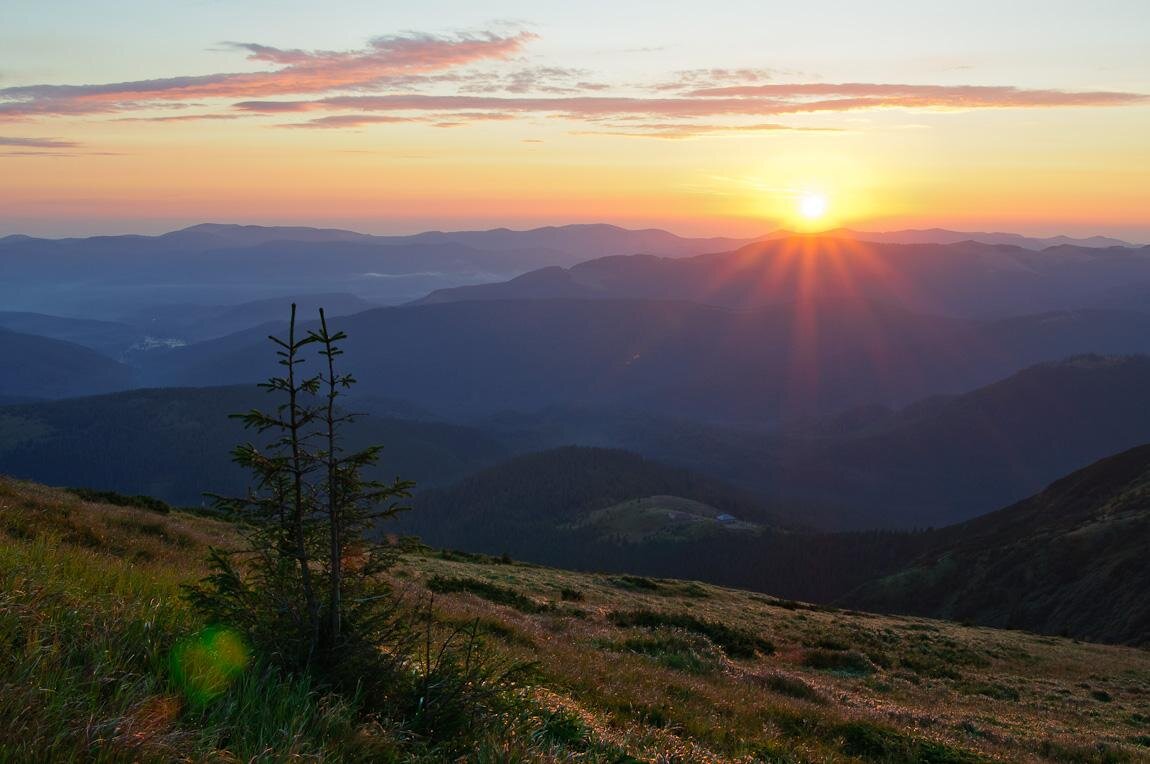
xmin=1 ymin=27 xmax=1144 ymax=137
xmin=234 ymin=84 xmax=1146 ymax=123
xmin=280 ymin=111 xmax=518 ymax=129
xmin=0 ymin=31 xmax=535 ymax=119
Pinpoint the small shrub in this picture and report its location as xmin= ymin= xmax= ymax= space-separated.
xmin=802 ymin=649 xmax=875 ymax=676
xmin=616 ymin=631 xmax=724 ymax=674
xmin=1092 ymin=689 xmax=1114 ymax=703
xmin=611 ymin=575 xmax=661 ymax=591
xmin=899 ymin=653 xmax=962 ymax=680
xmin=757 ymin=673 xmax=827 ymax=704
xmin=559 ymin=587 xmax=585 ymax=602
xmin=677 ymin=582 xmax=710 ymax=599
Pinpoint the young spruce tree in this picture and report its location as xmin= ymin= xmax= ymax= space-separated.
xmin=187 ymin=304 xmax=413 ymax=672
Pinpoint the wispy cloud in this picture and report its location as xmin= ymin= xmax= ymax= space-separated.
xmin=1 ymin=30 xmax=1145 ymax=137
xmin=0 ymin=135 xmax=79 ymax=148
xmin=572 ymin=122 xmax=844 ymax=139
xmin=0 ymin=31 xmax=535 ymax=119
xmin=651 ymin=68 xmax=780 ymax=91
xmin=682 ymin=82 xmax=1147 ymax=108
xmin=236 ymin=85 xmax=1147 ymax=125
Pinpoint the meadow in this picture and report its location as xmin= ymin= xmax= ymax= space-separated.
xmin=2 ymin=476 xmax=1148 ymax=762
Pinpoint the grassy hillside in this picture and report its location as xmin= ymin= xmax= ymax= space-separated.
xmin=4 ymin=477 xmax=1148 ymax=761
xmin=846 ymin=443 xmax=1150 ymax=646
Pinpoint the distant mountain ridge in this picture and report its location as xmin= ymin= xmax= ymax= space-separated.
xmin=414 ymin=236 xmax=1150 ymax=319
xmin=0 ymin=223 xmax=757 ymax=316
xmin=766 ymin=227 xmax=1133 ymax=250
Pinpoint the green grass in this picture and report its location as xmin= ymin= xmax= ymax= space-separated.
xmin=0 ymin=525 xmax=365 ymax=760
xmin=3 ymin=476 xmax=1150 ymax=762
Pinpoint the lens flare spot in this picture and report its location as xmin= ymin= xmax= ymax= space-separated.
xmin=169 ymin=626 xmax=250 ymax=705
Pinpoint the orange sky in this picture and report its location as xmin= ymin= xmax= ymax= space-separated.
xmin=2 ymin=1 xmax=1148 ymax=239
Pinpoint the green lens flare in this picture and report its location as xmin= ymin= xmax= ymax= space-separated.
xmin=170 ymin=626 xmax=250 ymax=705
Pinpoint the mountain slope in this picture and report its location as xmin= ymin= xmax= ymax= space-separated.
xmin=765 ymin=354 xmax=1150 ymax=527
xmin=0 ymin=328 xmax=133 ymax=399
xmin=845 ymin=443 xmax=1150 ymax=644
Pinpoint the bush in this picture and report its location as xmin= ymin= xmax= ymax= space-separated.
xmin=802 ymin=649 xmax=875 ymax=676
xmin=559 ymin=587 xmax=585 ymax=602
xmin=757 ymin=672 xmax=827 ymax=704
xmin=614 ymin=631 xmax=724 ymax=674
xmin=611 ymin=575 xmax=661 ymax=591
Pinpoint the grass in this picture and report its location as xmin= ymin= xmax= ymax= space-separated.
xmin=608 ymin=609 xmax=776 ymax=659
xmin=426 ymin=574 xmax=550 ymax=614
xmin=3 ymin=476 xmax=1150 ymax=761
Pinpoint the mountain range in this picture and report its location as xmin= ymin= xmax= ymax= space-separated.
xmin=4 ymin=220 xmax=1150 ymax=647
xmin=0 ymin=223 xmax=755 ymax=317
xmin=416 ymin=236 xmax=1150 ymax=319
xmin=765 ymin=226 xmax=1132 ymax=249
xmin=139 ymin=298 xmax=1150 ymax=427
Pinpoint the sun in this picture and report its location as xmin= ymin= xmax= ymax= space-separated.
xmin=798 ymin=192 xmax=828 ymax=221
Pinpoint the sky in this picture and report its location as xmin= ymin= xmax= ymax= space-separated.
xmin=2 ymin=0 xmax=1148 ymax=239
